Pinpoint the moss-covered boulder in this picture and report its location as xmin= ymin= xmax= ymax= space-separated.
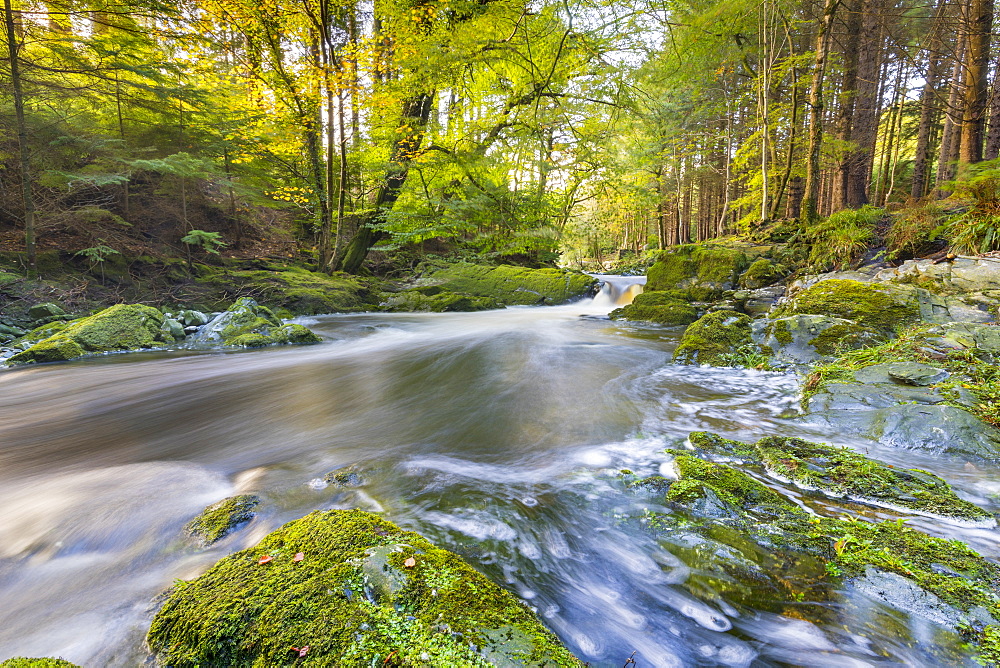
xmin=753 ymin=314 xmax=885 ymax=366
xmin=673 ymin=311 xmax=754 ymax=365
xmin=0 ymin=659 xmax=80 ymax=667
xmin=380 ymin=291 xmax=503 ymax=313
xmin=640 ymin=447 xmax=1000 ymax=663
xmin=8 ymin=304 xmax=168 ymax=365
xmin=147 ymin=509 xmax=582 ymax=667
xmin=608 ymin=291 xmax=699 ymax=325
xmin=197 ymin=267 xmax=375 ymax=315
xmin=196 ymin=298 xmax=322 ymax=348
xmin=686 ymin=432 xmax=992 ymax=523
xmin=737 ymin=258 xmax=784 ymax=289
xmin=186 ymin=495 xmax=261 ymax=546
xmin=646 ymin=245 xmax=750 ymax=301
xmin=773 ymin=279 xmax=921 ymax=334
xmin=417 ymin=263 xmax=597 ymax=306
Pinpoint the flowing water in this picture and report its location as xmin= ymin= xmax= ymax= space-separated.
xmin=1 ymin=275 xmax=997 ymax=666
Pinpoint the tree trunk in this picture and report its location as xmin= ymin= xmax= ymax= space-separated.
xmin=958 ymin=0 xmax=994 ymax=164
xmin=911 ymin=0 xmax=948 ymax=199
xmin=802 ymin=0 xmax=840 ymax=222
xmin=334 ymin=93 xmax=435 ymax=274
xmin=936 ymin=42 xmax=967 ymax=193
xmin=844 ymin=0 xmax=883 ymax=207
xmin=833 ymin=0 xmax=863 ymax=209
xmin=4 ymin=0 xmax=36 ymax=276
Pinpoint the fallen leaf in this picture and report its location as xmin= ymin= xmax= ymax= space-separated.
xmin=403 ymin=557 xmax=416 ymax=568
xmin=293 ymin=552 xmax=304 ymax=562
xmin=258 ymin=555 xmax=273 ymax=565
xmin=290 ymin=645 xmax=310 ymax=657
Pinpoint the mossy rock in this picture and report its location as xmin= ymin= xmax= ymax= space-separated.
xmin=419 ymin=264 xmax=597 ymax=306
xmin=754 ymin=314 xmax=886 ymax=366
xmin=646 ymin=245 xmax=750 ymax=301
xmin=186 ymin=495 xmax=261 ymax=546
xmin=199 ymin=298 xmax=323 ymax=348
xmin=380 ymin=291 xmax=503 ymax=313
xmin=197 ymin=268 xmax=375 ymax=315
xmin=644 ymin=448 xmax=1000 ymax=663
xmin=738 ymin=258 xmax=784 ymax=289
xmin=772 ymin=279 xmax=920 ymax=334
xmin=673 ymin=311 xmax=754 ymax=365
xmin=608 ymin=291 xmax=699 ymax=325
xmin=0 ymin=271 xmax=22 ymax=287
xmin=0 ymin=659 xmax=80 ymax=667
xmin=8 ymin=304 xmax=166 ymax=365
xmin=686 ymin=432 xmax=991 ymax=522
xmin=147 ymin=509 xmax=582 ymax=667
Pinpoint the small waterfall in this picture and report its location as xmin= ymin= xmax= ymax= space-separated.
xmin=590 ymin=275 xmax=646 ymax=309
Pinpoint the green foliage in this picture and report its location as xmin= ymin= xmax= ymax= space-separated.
xmin=940 ymin=161 xmax=1000 ymax=254
xmin=806 ymin=206 xmax=884 ymax=271
xmin=886 ymin=204 xmax=947 ymax=260
xmin=181 ymin=230 xmax=226 ymax=255
xmin=74 ymin=244 xmax=120 ymax=265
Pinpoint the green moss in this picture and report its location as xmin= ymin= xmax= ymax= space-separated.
xmin=738 ymin=258 xmax=783 ymax=289
xmin=772 ymin=279 xmax=920 ymax=334
xmin=646 ymin=245 xmax=749 ymax=300
xmin=670 ymin=455 xmax=800 ymax=513
xmin=608 ymin=291 xmax=699 ymax=325
xmin=0 ymin=271 xmax=22 ymax=287
xmin=978 ymin=625 xmax=1000 ymax=666
xmin=197 ymin=268 xmax=375 ymax=315
xmin=8 ymin=304 xmax=165 ymax=365
xmin=806 ymin=321 xmax=886 ymax=355
xmin=420 ymin=264 xmax=597 ymax=306
xmin=638 ymin=448 xmax=1000 ymax=660
xmin=381 ymin=291 xmax=503 ymax=313
xmin=773 ymin=319 xmax=793 ymax=346
xmin=148 ymin=509 xmax=581 ymax=667
xmin=217 ymin=298 xmax=322 ymax=348
xmin=186 ymin=495 xmax=260 ymax=546
xmin=673 ymin=311 xmax=754 ymax=365
xmin=0 ymin=659 xmax=80 ymax=667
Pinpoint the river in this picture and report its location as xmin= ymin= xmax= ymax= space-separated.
xmin=0 ymin=276 xmax=997 ymax=666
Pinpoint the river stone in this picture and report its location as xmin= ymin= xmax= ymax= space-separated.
xmin=754 ymin=315 xmax=884 ymax=367
xmin=875 ymin=256 xmax=1000 ymax=296
xmin=924 ymin=322 xmax=1000 ymax=353
xmin=178 ymin=309 xmax=209 ymax=327
xmin=849 ymin=568 xmax=979 ymax=629
xmin=806 ymin=381 xmax=942 ymax=413
xmin=161 ymin=318 xmax=186 ymax=340
xmin=742 ymin=285 xmax=785 ymax=316
xmin=27 ymin=302 xmax=66 ymax=320
xmin=860 ymin=404 xmax=1000 ymax=460
xmin=886 ymin=362 xmax=949 ymax=386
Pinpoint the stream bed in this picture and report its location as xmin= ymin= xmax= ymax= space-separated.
xmin=1 ymin=277 xmax=997 ymax=666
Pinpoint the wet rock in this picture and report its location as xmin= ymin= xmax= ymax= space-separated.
xmin=27 ymin=302 xmax=65 ymax=321
xmin=773 ymin=279 xmax=921 ymax=334
xmin=324 ymin=468 xmax=363 ymax=487
xmin=186 ymin=495 xmax=260 ymax=546
xmin=753 ymin=315 xmax=885 ymax=367
xmin=193 ymin=298 xmax=322 ymax=348
xmin=147 ymin=509 xmax=582 ymax=667
xmin=609 ymin=290 xmax=699 ymax=325
xmin=177 ymin=309 xmax=209 ymax=327
xmin=862 ymin=404 xmax=1000 ymax=460
xmin=8 ymin=304 xmax=168 ymax=365
xmin=925 ymin=322 xmax=1000 ymax=354
xmin=738 ymin=258 xmax=785 ymax=289
xmin=886 ymin=362 xmax=949 ymax=386
xmin=674 ymin=311 xmax=755 ymax=366
xmin=875 ymin=256 xmax=1000 ymax=296
xmin=740 ymin=286 xmax=785 ymax=316
xmin=646 ymin=244 xmax=749 ymax=301
xmin=160 ymin=318 xmax=186 ymax=341
xmin=686 ymin=432 xmax=992 ymax=522
xmin=637 ymin=447 xmax=1000 ymax=663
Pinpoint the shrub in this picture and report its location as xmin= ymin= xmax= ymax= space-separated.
xmin=806 ymin=205 xmax=884 ymax=271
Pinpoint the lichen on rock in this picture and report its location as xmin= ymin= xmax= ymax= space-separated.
xmin=673 ymin=311 xmax=755 ymax=365
xmin=608 ymin=291 xmax=699 ymax=325
xmin=147 ymin=509 xmax=582 ymax=667
xmin=186 ymin=495 xmax=261 ymax=546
